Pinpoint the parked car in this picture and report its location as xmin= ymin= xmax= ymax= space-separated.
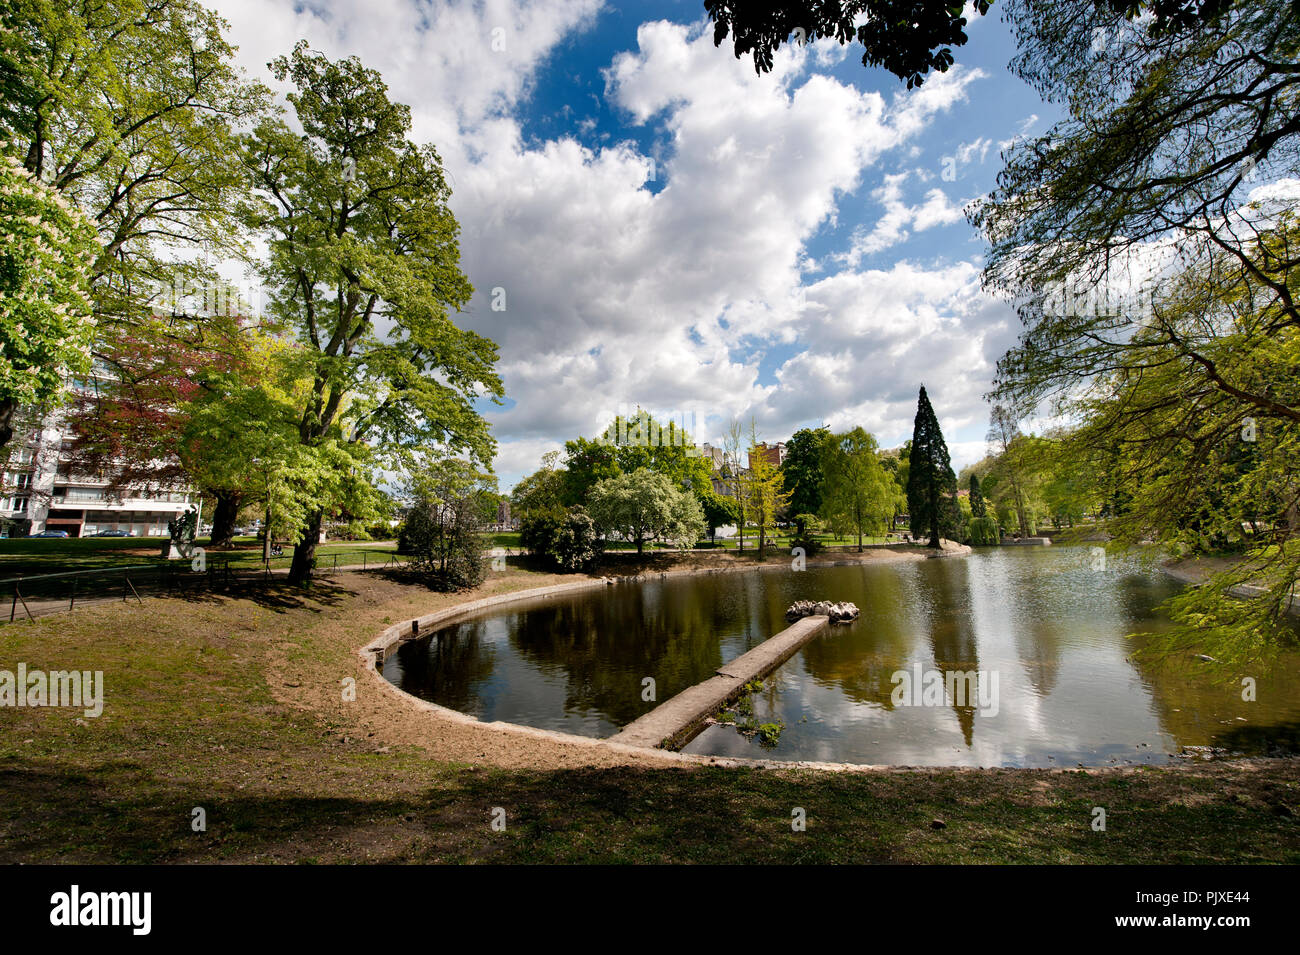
xmin=94 ymin=529 xmax=131 ymax=537
xmin=31 ymin=530 xmax=70 ymax=538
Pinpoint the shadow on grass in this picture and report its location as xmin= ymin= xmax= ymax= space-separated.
xmin=2 ymin=761 xmax=1296 ymax=865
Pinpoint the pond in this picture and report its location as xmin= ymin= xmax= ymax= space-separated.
xmin=381 ymin=547 xmax=1300 ymax=767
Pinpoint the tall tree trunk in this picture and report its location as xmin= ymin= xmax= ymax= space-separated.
xmin=289 ymin=510 xmax=323 ymax=584
xmin=0 ymin=398 xmax=16 ymax=452
xmin=928 ymin=485 xmax=941 ymax=548
xmin=209 ymin=491 xmax=241 ymax=548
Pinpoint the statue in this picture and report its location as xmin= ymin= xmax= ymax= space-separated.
xmin=162 ymin=507 xmax=199 ymax=559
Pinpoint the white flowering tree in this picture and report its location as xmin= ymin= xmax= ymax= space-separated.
xmin=588 ymin=468 xmax=706 ymax=555
xmin=0 ymin=152 xmax=97 ymax=449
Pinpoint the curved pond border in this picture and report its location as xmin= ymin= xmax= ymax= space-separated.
xmin=358 ymin=548 xmax=985 ymax=772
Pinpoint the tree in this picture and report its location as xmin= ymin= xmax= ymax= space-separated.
xmin=0 ymin=152 xmax=97 ymax=449
xmin=968 ymin=473 xmax=987 ymax=519
xmin=540 ymin=507 xmax=604 ymax=572
xmin=511 ymin=451 xmax=566 ymax=517
xmin=0 ymin=0 xmax=269 ymax=395
xmin=181 ymin=341 xmax=379 ymax=560
xmin=242 ymin=43 xmax=502 ymax=583
xmin=987 ymin=404 xmax=1033 ymax=538
xmin=399 ymin=459 xmax=493 ymax=591
xmin=974 ymin=0 xmax=1300 ymax=429
xmin=63 ymin=303 xmax=254 ymax=546
xmin=745 ymin=423 xmax=792 ymax=559
xmin=704 ymin=0 xmax=993 ymax=89
xmin=587 ymin=468 xmax=705 ymax=555
xmin=906 ymin=386 xmax=960 ymax=548
xmin=780 ymin=426 xmax=831 ymax=537
xmin=706 ymin=1 xmax=1241 ymax=90
xmin=562 ymin=410 xmax=713 ymax=506
xmin=820 ymin=426 xmax=894 ymax=551
xmin=699 ymin=487 xmax=741 ymax=544
xmin=722 ymin=417 xmax=749 ymax=551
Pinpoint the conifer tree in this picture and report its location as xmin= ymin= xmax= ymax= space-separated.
xmin=906 ymin=386 xmax=960 ymax=547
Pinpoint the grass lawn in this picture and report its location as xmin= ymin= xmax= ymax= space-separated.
xmin=0 ymin=563 xmax=1296 ymax=864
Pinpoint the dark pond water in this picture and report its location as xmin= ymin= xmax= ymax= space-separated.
xmin=381 ymin=547 xmax=1300 ymax=766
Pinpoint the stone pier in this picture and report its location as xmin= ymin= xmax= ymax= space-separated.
xmin=608 ymin=614 xmax=830 ymax=750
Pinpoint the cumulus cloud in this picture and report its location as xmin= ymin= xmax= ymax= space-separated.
xmin=208 ymin=2 xmax=1011 ymax=484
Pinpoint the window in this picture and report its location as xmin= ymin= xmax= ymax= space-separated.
xmin=3 ymin=497 xmax=28 ymax=513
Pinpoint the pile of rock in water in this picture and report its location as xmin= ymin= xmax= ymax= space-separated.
xmin=786 ymin=600 xmax=860 ymax=624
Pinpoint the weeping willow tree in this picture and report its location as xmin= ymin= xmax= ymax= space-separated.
xmin=972 ymin=0 xmax=1300 ymax=655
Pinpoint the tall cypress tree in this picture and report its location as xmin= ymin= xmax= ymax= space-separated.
xmin=969 ymin=473 xmax=986 ymax=518
xmin=906 ymin=386 xmax=960 ymax=548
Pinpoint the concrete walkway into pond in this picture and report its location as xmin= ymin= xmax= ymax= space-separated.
xmin=608 ymin=614 xmax=830 ymax=750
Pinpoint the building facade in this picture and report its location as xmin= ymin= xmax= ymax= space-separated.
xmin=1 ymin=389 xmax=195 ymax=538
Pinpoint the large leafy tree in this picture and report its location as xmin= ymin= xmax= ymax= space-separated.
xmin=0 ymin=152 xmax=97 ymax=448
xmin=975 ymin=0 xmax=1299 ymax=426
xmin=702 ymin=1 xmax=1228 ymax=89
xmin=179 ymin=336 xmax=379 ymax=558
xmin=820 ymin=426 xmax=894 ymax=551
xmin=0 ymin=0 xmax=269 ymax=402
xmin=705 ymin=0 xmax=993 ymax=88
xmin=562 ymin=410 xmax=713 ymax=506
xmin=587 ymin=468 xmax=705 ymax=555
xmin=511 ymin=451 xmax=566 ymax=518
xmin=242 ymin=43 xmax=502 ymax=583
xmin=906 ymin=386 xmax=960 ymax=547
xmin=974 ymin=0 xmax=1300 ymax=648
xmin=780 ymin=426 xmax=831 ymax=537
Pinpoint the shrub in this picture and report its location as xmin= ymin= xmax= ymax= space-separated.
xmin=552 ymin=507 xmax=603 ymax=571
xmin=519 ymin=509 xmax=564 ymax=559
xmin=521 ymin=507 xmax=603 ymax=572
xmin=398 ymin=460 xmax=494 ymax=591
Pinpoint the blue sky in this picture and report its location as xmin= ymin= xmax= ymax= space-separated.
xmin=210 ymin=0 xmax=1059 ymax=490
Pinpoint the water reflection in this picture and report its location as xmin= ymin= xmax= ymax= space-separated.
xmin=382 ymin=548 xmax=1300 ymax=766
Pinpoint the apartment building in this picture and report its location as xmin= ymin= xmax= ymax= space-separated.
xmin=0 ymin=382 xmax=195 ymax=538
xmin=748 ymin=441 xmax=787 ymax=469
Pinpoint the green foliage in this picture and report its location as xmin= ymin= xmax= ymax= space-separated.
xmin=780 ymin=427 xmax=831 ymax=533
xmin=820 ymin=426 xmax=895 ymax=551
xmin=698 ymin=488 xmax=741 ymax=541
xmin=511 ymin=452 xmax=565 ymax=517
xmin=744 ymin=423 xmax=792 ymax=559
xmin=968 ymin=515 xmax=1001 ymax=546
xmin=969 ymin=473 xmax=987 ymax=519
xmin=562 ymin=410 xmax=713 ymax=506
xmin=181 ymin=338 xmax=379 ymax=547
xmin=0 ymin=151 xmax=97 ymax=441
xmin=905 ymin=387 xmax=961 ymax=547
xmin=704 ymin=0 xmax=994 ymax=89
xmin=755 ymin=721 xmax=784 ymax=748
xmin=520 ymin=506 xmax=603 ymax=572
xmin=399 ymin=459 xmax=494 ymax=591
xmin=240 ymin=42 xmax=501 ymax=580
xmin=0 ymin=0 xmax=269 ymax=304
xmin=587 ymin=467 xmax=706 ymax=554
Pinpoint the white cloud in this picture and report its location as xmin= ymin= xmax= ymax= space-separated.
xmin=206 ymin=3 xmax=1008 ymax=488
xmin=840 ymin=172 xmax=970 ymax=263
